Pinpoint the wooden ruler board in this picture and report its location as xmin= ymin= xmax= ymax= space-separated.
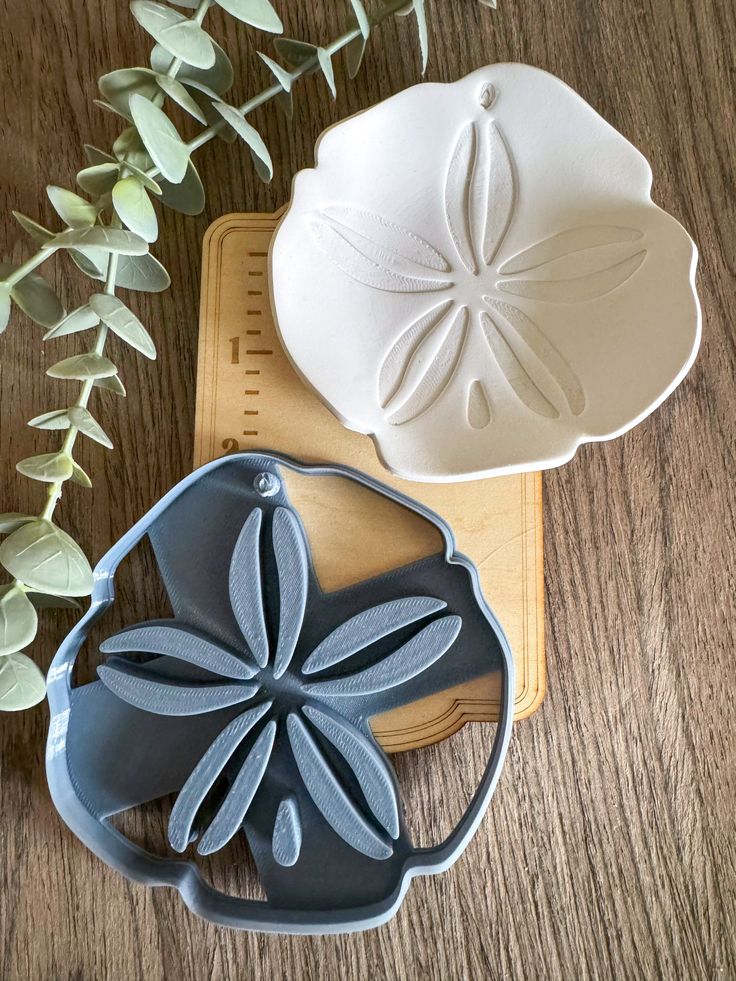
xmin=194 ymin=211 xmax=546 ymax=752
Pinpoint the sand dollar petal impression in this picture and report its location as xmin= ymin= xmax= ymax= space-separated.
xmin=270 ymin=64 xmax=700 ymax=481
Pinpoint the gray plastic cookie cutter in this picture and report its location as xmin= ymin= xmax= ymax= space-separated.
xmin=46 ymin=452 xmax=513 ymax=934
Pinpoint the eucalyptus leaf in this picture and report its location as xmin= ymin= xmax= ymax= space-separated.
xmin=67 ymin=406 xmax=113 ymax=448
xmin=0 ymin=514 xmax=34 ymax=534
xmin=118 ymin=252 xmax=170 ymax=291
xmin=76 ymin=162 xmax=120 ymax=197
xmin=83 ymin=145 xmax=116 ymax=166
xmin=216 ymin=0 xmax=282 ymax=32
xmin=273 ymin=38 xmax=319 ymax=71
xmin=70 ymin=462 xmax=92 ymax=488
xmin=16 ymin=451 xmax=74 ymax=483
xmin=93 ymin=99 xmax=134 ymax=124
xmin=48 ymin=226 xmax=148 ymax=256
xmin=213 ymin=103 xmax=273 ymax=181
xmin=413 ymin=0 xmax=429 ymax=72
xmin=98 ymin=67 xmax=159 ymax=118
xmin=257 ymin=52 xmax=292 ymax=91
xmin=345 ymin=0 xmax=370 ymax=78
xmin=70 ymin=247 xmax=170 ymax=293
xmin=10 ymin=270 xmax=65 ymax=328
xmin=157 ymin=160 xmax=205 ymax=214
xmin=0 ymin=283 xmax=11 ymax=334
xmin=26 ymin=592 xmax=81 ymax=611
xmin=12 ymin=212 xmax=54 ymax=244
xmin=28 ymin=409 xmax=71 ymax=431
xmin=0 ymin=519 xmax=93 ymax=596
xmin=130 ymin=93 xmax=189 ymax=184
xmin=155 ymin=73 xmax=207 ymax=123
xmin=0 ymin=585 xmax=38 ymax=657
xmin=131 ymin=1 xmax=215 ymax=69
xmin=317 ymin=48 xmax=337 ymax=99
xmin=150 ymin=39 xmax=233 ymax=94
xmin=121 ymin=161 xmax=162 ymax=196
xmin=112 ymin=177 xmax=158 ymax=242
xmin=89 ymin=293 xmax=156 ymax=359
xmin=275 ymin=89 xmax=293 ymax=120
xmin=44 ymin=304 xmax=100 ymax=340
xmin=94 ymin=373 xmax=127 ymax=397
xmin=186 ymin=85 xmax=238 ymax=143
xmin=47 ymin=352 xmax=117 ymax=380
xmin=345 ymin=34 xmax=368 ymax=79
xmin=349 ymin=0 xmax=371 ymax=37
xmin=0 ymin=653 xmax=46 ymax=712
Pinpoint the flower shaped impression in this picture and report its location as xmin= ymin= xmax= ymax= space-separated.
xmin=46 ymin=454 xmax=512 ymax=933
xmin=271 ymin=63 xmax=700 ymax=481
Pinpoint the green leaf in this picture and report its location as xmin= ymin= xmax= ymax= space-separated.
xmin=185 ymin=83 xmax=238 ymax=143
xmin=98 ymin=67 xmax=159 ymax=118
xmin=317 ymin=48 xmax=336 ymax=99
xmin=0 ymin=283 xmax=11 ymax=334
xmin=216 ymin=0 xmax=282 ymax=32
xmin=47 ymin=226 xmax=148 ymax=256
xmin=273 ymin=38 xmax=319 ymax=70
xmin=16 ymin=452 xmax=74 ymax=483
xmin=155 ymin=73 xmax=207 ymax=122
xmin=44 ymin=304 xmax=100 ymax=340
xmin=47 ymin=352 xmax=117 ymax=380
xmin=26 ymin=592 xmax=81 ymax=611
xmin=150 ymin=39 xmax=233 ymax=94
xmin=112 ymin=177 xmax=158 ymax=243
xmin=349 ymin=0 xmax=370 ymax=37
xmin=131 ymin=1 xmax=215 ymax=69
xmin=345 ymin=0 xmax=370 ymax=78
xmin=0 ymin=585 xmax=38 ymax=657
xmin=130 ymin=93 xmax=190 ymax=184
xmin=158 ymin=160 xmax=205 ymax=215
xmin=47 ymin=186 xmax=98 ymax=228
xmin=0 ymin=514 xmax=34 ymax=534
xmin=0 ymin=653 xmax=46 ymax=712
xmin=0 ymin=519 xmax=93 ymax=596
xmin=413 ymin=0 xmax=428 ymax=72
xmin=122 ymin=161 xmax=162 ymax=196
xmin=83 ymin=145 xmax=116 ymax=166
xmin=12 ymin=212 xmax=54 ymax=244
xmin=275 ymin=88 xmax=293 ymax=120
xmin=89 ymin=293 xmax=156 ymax=359
xmin=69 ymin=248 xmax=170 ymax=293
xmin=93 ymin=98 xmax=134 ymax=123
xmin=67 ymin=406 xmax=113 ymax=448
xmin=213 ymin=103 xmax=273 ymax=181
xmin=76 ymin=162 xmax=120 ymax=197
xmin=69 ymin=462 xmax=92 ymax=488
xmin=28 ymin=409 xmax=71 ymax=431
xmin=9 ymin=271 xmax=65 ymax=328
xmin=257 ymin=52 xmax=292 ymax=91
xmin=94 ymin=373 xmax=126 ymax=397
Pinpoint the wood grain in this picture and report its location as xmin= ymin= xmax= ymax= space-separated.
xmin=0 ymin=0 xmax=734 ymax=978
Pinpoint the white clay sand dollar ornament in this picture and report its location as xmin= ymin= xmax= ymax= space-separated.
xmin=270 ymin=64 xmax=700 ymax=482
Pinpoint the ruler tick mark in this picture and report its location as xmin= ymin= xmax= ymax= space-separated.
xmin=243 ymin=429 xmax=258 ymax=436
xmin=245 ymin=369 xmax=260 ymax=375
xmin=244 ymin=389 xmax=259 ymax=395
xmin=248 ymin=251 xmax=268 ymax=258
xmin=246 ymin=349 xmax=272 ymax=356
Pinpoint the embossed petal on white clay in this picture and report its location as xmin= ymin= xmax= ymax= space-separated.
xmin=270 ymin=64 xmax=700 ymax=481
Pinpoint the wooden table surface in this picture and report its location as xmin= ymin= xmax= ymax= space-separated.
xmin=0 ymin=1 xmax=733 ymax=978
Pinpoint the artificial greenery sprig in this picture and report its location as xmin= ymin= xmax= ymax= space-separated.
xmin=0 ymin=0 xmax=494 ymax=711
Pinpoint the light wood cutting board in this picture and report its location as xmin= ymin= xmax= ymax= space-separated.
xmin=194 ymin=211 xmax=545 ymax=752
